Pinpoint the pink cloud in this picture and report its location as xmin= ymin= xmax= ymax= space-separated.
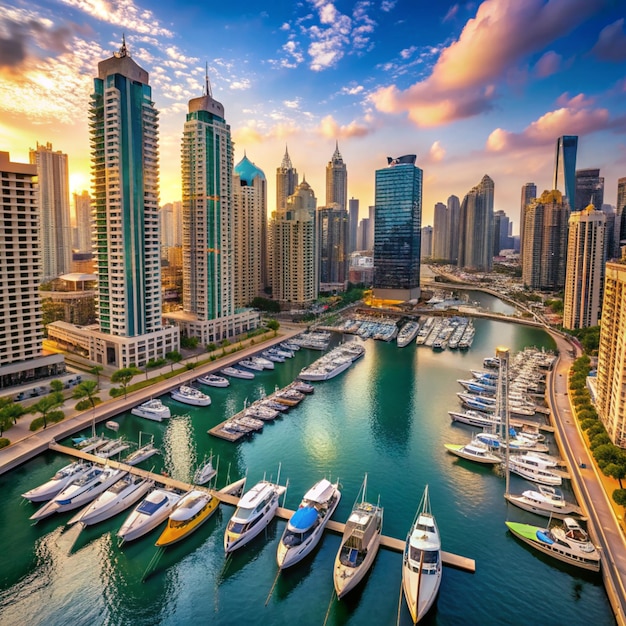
xmin=317 ymin=114 xmax=371 ymax=139
xmin=591 ymin=18 xmax=626 ymax=62
xmin=534 ymin=51 xmax=561 ymax=77
xmin=555 ymin=92 xmax=596 ymax=109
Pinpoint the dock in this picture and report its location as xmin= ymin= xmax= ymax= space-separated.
xmin=46 ymin=442 xmax=475 ymax=573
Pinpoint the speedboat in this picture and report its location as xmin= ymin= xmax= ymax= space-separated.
xmin=333 ymin=476 xmax=383 ymax=598
xmin=30 ymin=466 xmax=126 ymax=521
xmin=276 ymin=478 xmax=341 ymax=569
xmin=224 ymin=479 xmax=287 ymax=553
xmin=117 ymin=488 xmax=184 ymax=544
xmin=171 ymin=385 xmax=211 ymax=406
xmin=444 ymin=438 xmax=501 ymax=465
xmin=22 ymin=462 xmax=91 ymax=503
xmin=221 ymin=366 xmax=254 ymax=380
xmin=506 ymin=453 xmax=562 ymax=486
xmin=504 ymin=484 xmax=583 ymax=519
xmin=252 ymin=356 xmax=275 ymax=370
xmin=402 ymin=485 xmax=442 ymax=623
xmin=505 ymin=517 xmax=600 ymax=572
xmin=448 ymin=409 xmax=500 ymax=429
xmin=155 ymin=490 xmax=220 ymax=547
xmin=68 ymin=475 xmax=154 ymax=526
xmin=197 ymin=373 xmax=230 ymax=388
xmin=131 ymin=398 xmax=171 ymax=422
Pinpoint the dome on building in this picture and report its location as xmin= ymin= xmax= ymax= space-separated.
xmin=234 ymin=154 xmax=266 ymax=185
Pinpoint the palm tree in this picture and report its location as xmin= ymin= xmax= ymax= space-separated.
xmin=0 ymin=401 xmax=24 ymax=435
xmin=73 ymin=380 xmax=100 ymax=411
xmin=30 ymin=394 xmax=63 ymax=430
xmin=90 ymin=365 xmax=104 ymax=389
xmin=165 ymin=350 xmax=183 ymax=372
xmin=111 ymin=367 xmax=137 ymax=399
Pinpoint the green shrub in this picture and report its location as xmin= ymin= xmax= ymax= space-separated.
xmin=0 ymin=438 xmax=9 ymax=449
xmin=29 ymin=417 xmax=45 ymax=431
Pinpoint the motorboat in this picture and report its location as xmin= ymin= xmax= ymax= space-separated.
xmin=245 ymin=405 xmax=279 ymax=421
xmin=94 ymin=437 xmax=131 ymax=459
xmin=262 ymin=400 xmax=289 ymax=413
xmin=448 ymin=409 xmax=500 ymax=429
xmin=131 ymin=398 xmax=171 ymax=422
xmin=505 ymin=517 xmax=600 ymax=572
xmin=122 ymin=437 xmax=160 ymax=466
xmin=68 ymin=474 xmax=154 ymax=526
xmin=171 ymin=385 xmax=211 ymax=406
xmin=299 ymin=356 xmax=352 ymax=381
xmin=475 ymin=431 xmax=549 ymax=454
xmin=30 ymin=466 xmax=126 ymax=521
xmin=402 ymin=485 xmax=442 ymax=623
xmin=337 ymin=342 xmax=366 ymax=361
xmin=117 ymin=488 xmax=184 ymax=543
xmin=292 ymin=381 xmax=314 ymax=394
xmin=252 ymin=356 xmax=275 ymax=370
xmin=238 ymin=359 xmax=265 ymax=372
xmin=224 ymin=478 xmax=287 ymax=553
xmin=276 ymin=478 xmax=341 ymax=569
xmin=504 ymin=484 xmax=583 ymax=519
xmin=197 ymin=373 xmax=230 ymax=388
xmin=221 ymin=366 xmax=254 ymax=380
xmin=444 ymin=439 xmax=501 ymax=465
xmin=483 ymin=356 xmax=500 ymax=369
xmin=193 ymin=456 xmax=217 ymax=485
xmin=236 ymin=415 xmax=264 ymax=431
xmin=73 ymin=434 xmax=109 ymax=453
xmin=333 ymin=476 xmax=383 ymax=599
xmin=261 ymin=350 xmax=285 ymax=363
xmin=155 ymin=489 xmax=220 ymax=547
xmin=506 ymin=453 xmax=562 ymax=486
xmin=22 ymin=462 xmax=91 ymax=503
xmin=273 ymin=389 xmax=304 ymax=407
xmin=397 ymin=321 xmax=420 ymax=348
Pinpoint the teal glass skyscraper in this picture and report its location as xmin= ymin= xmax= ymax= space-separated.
xmin=553 ymin=135 xmax=578 ymax=210
xmin=373 ymin=155 xmax=422 ymax=301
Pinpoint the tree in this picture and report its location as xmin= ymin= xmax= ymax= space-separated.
xmin=165 ymin=350 xmax=182 ymax=372
xmin=111 ymin=367 xmax=137 ymax=399
xmin=73 ymin=380 xmax=101 ymax=412
xmin=49 ymin=379 xmax=64 ymax=393
xmin=0 ymin=401 xmax=23 ymax=435
xmin=266 ymin=319 xmax=280 ymax=336
xmin=604 ymin=462 xmax=626 ymax=489
xmin=613 ymin=489 xmax=626 ymax=507
xmin=90 ymin=365 xmax=104 ymax=388
xmin=30 ymin=394 xmax=64 ymax=430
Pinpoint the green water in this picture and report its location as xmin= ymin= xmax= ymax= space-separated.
xmin=0 ymin=317 xmax=615 ymax=625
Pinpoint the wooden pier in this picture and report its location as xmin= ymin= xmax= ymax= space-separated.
xmin=46 ymin=442 xmax=475 ymax=573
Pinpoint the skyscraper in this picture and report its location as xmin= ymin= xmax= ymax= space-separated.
xmin=575 ymin=168 xmax=604 ymax=212
xmin=348 ymin=197 xmax=359 ymax=253
xmin=73 ymin=190 xmax=92 ymax=254
xmin=373 ymin=155 xmax=422 ymax=301
xmin=493 ymin=210 xmax=511 ymax=255
xmin=447 ymin=194 xmax=461 ymax=263
xmin=421 ymin=225 xmax=433 ymax=259
xmin=325 ymin=142 xmax=348 ymax=212
xmin=616 ymin=177 xmax=626 ymax=256
xmin=553 ymin=135 xmax=578 ymax=210
xmin=29 ymin=142 xmax=72 ymax=280
xmin=432 ymin=202 xmax=448 ymax=260
xmin=457 ymin=175 xmax=494 ymax=271
xmin=563 ymin=206 xmax=605 ymax=329
xmin=519 ymin=182 xmax=536 ymax=258
xmin=317 ymin=204 xmax=349 ymax=292
xmin=276 ymin=146 xmax=298 ymax=211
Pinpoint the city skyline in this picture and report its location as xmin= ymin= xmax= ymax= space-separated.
xmin=1 ymin=1 xmax=626 ymax=228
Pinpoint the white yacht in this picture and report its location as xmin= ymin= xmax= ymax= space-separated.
xmin=122 ymin=439 xmax=160 ymax=466
xmin=276 ymin=478 xmax=341 ymax=569
xmin=68 ymin=475 xmax=154 ymax=526
xmin=238 ymin=358 xmax=265 ymax=372
xmin=94 ymin=437 xmax=131 ymax=459
xmin=448 ymin=409 xmax=500 ymax=429
xmin=131 ymin=398 xmax=171 ymax=422
xmin=171 ymin=385 xmax=211 ymax=406
xmin=193 ymin=456 xmax=217 ymax=485
xmin=117 ymin=488 xmax=184 ymax=543
xmin=252 ymin=356 xmax=275 ymax=370
xmin=506 ymin=453 xmax=562 ymax=486
xmin=299 ymin=356 xmax=352 ymax=381
xmin=397 ymin=321 xmax=420 ymax=348
xmin=197 ymin=374 xmax=230 ymax=388
xmin=504 ymin=484 xmax=583 ymax=519
xmin=444 ymin=438 xmax=501 ymax=465
xmin=224 ymin=479 xmax=287 ymax=553
xmin=22 ymin=462 xmax=91 ymax=503
xmin=402 ymin=485 xmax=442 ymax=624
xmin=221 ymin=366 xmax=255 ymax=380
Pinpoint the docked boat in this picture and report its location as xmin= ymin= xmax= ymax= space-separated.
xmin=444 ymin=439 xmax=501 ymax=465
xmin=68 ymin=474 xmax=154 ymax=526
xmin=197 ymin=373 xmax=230 ymax=388
xmin=221 ymin=366 xmax=254 ymax=380
xmin=299 ymin=356 xmax=352 ymax=381
xmin=171 ymin=385 xmax=211 ymax=407
xmin=448 ymin=409 xmax=500 ymax=429
xmin=292 ymin=381 xmax=314 ymax=394
xmin=273 ymin=388 xmax=304 ymax=406
xmin=117 ymin=488 xmax=184 ymax=543
xmin=262 ymin=350 xmax=285 ymax=363
xmin=131 ymin=398 xmax=171 ymax=422
xmin=475 ymin=431 xmax=549 ymax=454
xmin=155 ymin=489 xmax=220 ymax=547
xmin=262 ymin=400 xmax=289 ymax=413
xmin=238 ymin=358 xmax=265 ymax=372
xmin=333 ymin=476 xmax=383 ymax=598
xmin=22 ymin=462 xmax=91 ymax=503
xmin=94 ymin=437 xmax=131 ymax=459
xmin=252 ymin=356 xmax=275 ymax=370
xmin=505 ymin=517 xmax=600 ymax=572
xmin=276 ymin=478 xmax=341 ymax=569
xmin=504 ymin=485 xmax=583 ymax=519
xmin=193 ymin=456 xmax=217 ymax=485
xmin=122 ymin=437 xmax=160 ymax=466
xmin=337 ymin=342 xmax=366 ymax=361
xmin=506 ymin=453 xmax=562 ymax=486
xmin=245 ymin=405 xmax=279 ymax=421
xmin=224 ymin=478 xmax=287 ymax=553
xmin=73 ymin=434 xmax=109 ymax=453
xmin=402 ymin=485 xmax=442 ymax=624
xmin=483 ymin=356 xmax=500 ymax=369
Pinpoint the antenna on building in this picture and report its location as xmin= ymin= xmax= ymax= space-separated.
xmin=116 ymin=34 xmax=129 ymax=58
xmin=205 ymin=63 xmax=212 ymax=97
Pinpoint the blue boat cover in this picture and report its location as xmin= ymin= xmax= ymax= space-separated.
xmin=289 ymin=506 xmax=318 ymax=531
xmin=536 ymin=530 xmax=554 ymax=545
xmin=137 ymin=495 xmax=167 ymax=515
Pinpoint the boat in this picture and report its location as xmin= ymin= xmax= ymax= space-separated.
xmin=117 ymin=488 xmax=184 ymax=543
xmin=252 ymin=356 xmax=275 ymax=370
xmin=171 ymin=384 xmax=211 ymax=406
xmin=122 ymin=436 xmax=160 ymax=466
xmin=73 ymin=434 xmax=109 ymax=453
xmin=333 ymin=475 xmax=383 ymax=598
xmin=68 ymin=474 xmax=154 ymax=526
xmin=105 ymin=420 xmax=120 ymax=432
xmin=299 ymin=356 xmax=352 ymax=381
xmin=337 ymin=342 xmax=366 ymax=361
xmin=448 ymin=409 xmax=500 ymax=429
xmin=444 ymin=439 xmax=502 ymax=465
xmin=504 ymin=485 xmax=584 ymax=519
xmin=197 ymin=373 xmax=230 ymax=388
xmin=506 ymin=453 xmax=562 ymax=486
xmin=155 ymin=489 xmax=220 ymax=547
xmin=22 ymin=462 xmax=91 ymax=503
xmin=245 ymin=405 xmax=279 ymax=421
xmin=292 ymin=381 xmax=314 ymax=394
xmin=193 ymin=455 xmax=217 ymax=485
xmin=30 ymin=466 xmax=126 ymax=521
xmin=94 ymin=437 xmax=131 ymax=459
xmin=221 ymin=366 xmax=254 ymax=380
xmin=238 ymin=358 xmax=265 ymax=372
xmin=273 ymin=388 xmax=304 ymax=407
xmin=475 ymin=431 xmax=549 ymax=454
xmin=276 ymin=478 xmax=341 ymax=569
xmin=483 ymin=356 xmax=500 ymax=369
xmin=262 ymin=350 xmax=285 ymax=363
xmin=224 ymin=476 xmax=287 ymax=553
xmin=505 ymin=517 xmax=600 ymax=572
xmin=262 ymin=400 xmax=289 ymax=413
xmin=402 ymin=485 xmax=442 ymax=623
xmin=131 ymin=398 xmax=172 ymax=422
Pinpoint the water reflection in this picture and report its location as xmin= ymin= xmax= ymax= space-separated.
xmin=163 ymin=414 xmax=195 ymax=481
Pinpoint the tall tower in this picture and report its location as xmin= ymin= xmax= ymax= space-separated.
xmin=575 ymin=168 xmax=604 ymax=212
xmin=493 ymin=210 xmax=511 ymax=255
xmin=29 ymin=142 xmax=72 ymax=280
xmin=348 ymin=197 xmax=359 ymax=253
xmin=563 ymin=205 xmax=605 ymax=329
xmin=519 ymin=182 xmax=536 ymax=258
xmin=233 ymin=154 xmax=267 ymax=305
xmin=373 ymin=155 xmax=422 ymax=302
xmin=553 ymin=135 xmax=578 ymax=210
xmin=421 ymin=225 xmax=433 ymax=259
xmin=326 ymin=142 xmax=348 ymax=212
xmin=276 ymin=146 xmax=298 ymax=211
xmin=457 ymin=175 xmax=494 ymax=271
xmin=432 ymin=202 xmax=448 ymax=260
xmin=318 ymin=204 xmax=349 ymax=292
xmin=447 ymin=195 xmax=460 ymax=263
xmin=73 ymin=190 xmax=92 ymax=254
xmin=616 ymin=177 xmax=626 ymax=257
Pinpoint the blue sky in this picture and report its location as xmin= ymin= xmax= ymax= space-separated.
xmin=1 ymin=0 xmax=626 ymax=229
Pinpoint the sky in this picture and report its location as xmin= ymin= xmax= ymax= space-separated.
xmin=1 ymin=0 xmax=626 ymax=231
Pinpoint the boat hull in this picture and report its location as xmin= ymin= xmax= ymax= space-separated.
xmin=402 ymin=564 xmax=441 ymax=623
xmin=504 ymin=493 xmax=582 ymax=520
xmin=334 ymin=533 xmax=381 ymax=598
xmin=444 ymin=443 xmax=501 ymax=465
xmin=155 ymin=495 xmax=219 ymax=547
xmin=224 ymin=501 xmax=279 ymax=554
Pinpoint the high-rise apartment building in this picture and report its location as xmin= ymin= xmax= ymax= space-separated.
xmin=233 ymin=154 xmax=267 ymax=305
xmin=73 ymin=190 xmax=92 ymax=254
xmin=575 ymin=168 xmax=604 ymax=212
xmin=563 ymin=206 xmax=605 ymax=329
xmin=553 ymin=135 xmax=578 ymax=210
xmin=493 ymin=210 xmax=511 ymax=255
xmin=447 ymin=195 xmax=460 ymax=263
xmin=521 ymin=190 xmax=568 ymax=290
xmin=616 ymin=177 xmax=626 ymax=256
xmin=373 ymin=155 xmax=422 ymax=301
xmin=520 ymin=182 xmax=536 ymax=258
xmin=325 ymin=142 xmax=347 ymax=212
xmin=29 ymin=142 xmax=72 ymax=280
xmin=0 ymin=151 xmax=65 ymax=387
xmin=421 ymin=225 xmax=433 ymax=259
xmin=276 ymin=147 xmax=298 ymax=212
xmin=357 ymin=217 xmax=371 ymax=251
xmin=317 ymin=204 xmax=349 ymax=292
xmin=457 ymin=175 xmax=494 ymax=271
xmin=348 ymin=197 xmax=359 ymax=253
xmin=432 ymin=202 xmax=448 ymax=260
xmin=596 ymin=259 xmax=626 ymax=448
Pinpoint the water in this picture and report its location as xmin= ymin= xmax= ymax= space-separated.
xmin=0 ymin=317 xmax=615 ymax=626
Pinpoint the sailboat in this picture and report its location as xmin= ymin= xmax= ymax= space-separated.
xmin=333 ymin=474 xmax=383 ymax=599
xmin=402 ymin=485 xmax=442 ymax=624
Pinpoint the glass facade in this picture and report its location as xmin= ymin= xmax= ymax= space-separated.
xmin=553 ymin=135 xmax=578 ymax=211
